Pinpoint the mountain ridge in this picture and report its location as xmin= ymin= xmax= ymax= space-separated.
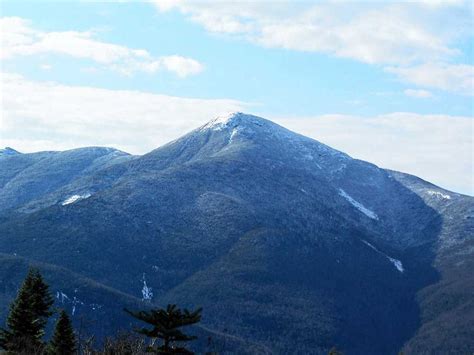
xmin=1 ymin=112 xmax=472 ymax=354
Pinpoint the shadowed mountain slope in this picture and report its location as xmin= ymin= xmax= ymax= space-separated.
xmin=0 ymin=113 xmax=472 ymax=354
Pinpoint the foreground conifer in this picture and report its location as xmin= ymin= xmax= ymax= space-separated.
xmin=125 ymin=304 xmax=202 ymax=354
xmin=48 ymin=309 xmax=76 ymax=355
xmin=0 ymin=268 xmax=54 ymax=352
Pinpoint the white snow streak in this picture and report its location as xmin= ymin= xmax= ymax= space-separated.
xmin=427 ymin=190 xmax=451 ymax=200
xmin=338 ymin=189 xmax=378 ymax=220
xmin=362 ymin=240 xmax=404 ymax=273
xmin=56 ymin=291 xmax=69 ymax=303
xmin=62 ymin=193 xmax=91 ymax=205
xmin=332 ymin=163 xmax=347 ymax=174
xmin=141 ymin=274 xmax=153 ymax=301
xmin=387 ymin=257 xmax=404 ymax=273
xmin=229 ymin=128 xmax=239 ymax=144
xmin=55 ymin=290 xmax=85 ymax=316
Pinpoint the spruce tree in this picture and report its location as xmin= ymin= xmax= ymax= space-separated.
xmin=29 ymin=268 xmax=55 ymax=328
xmin=0 ymin=268 xmax=54 ymax=352
xmin=48 ymin=310 xmax=76 ymax=355
xmin=125 ymin=304 xmax=202 ymax=354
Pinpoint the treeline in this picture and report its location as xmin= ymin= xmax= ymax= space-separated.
xmin=1 ymin=269 xmax=345 ymax=354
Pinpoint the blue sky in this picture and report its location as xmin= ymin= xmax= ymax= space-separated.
xmin=1 ymin=1 xmax=473 ymax=194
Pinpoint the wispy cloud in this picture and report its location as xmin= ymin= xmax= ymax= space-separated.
xmin=0 ymin=17 xmax=204 ymax=78
xmin=39 ymin=64 xmax=52 ymax=71
xmin=403 ymin=89 xmax=433 ymax=98
xmin=153 ymin=1 xmax=467 ymax=64
xmin=388 ymin=63 xmax=474 ymax=96
xmin=153 ymin=1 xmax=473 ymax=93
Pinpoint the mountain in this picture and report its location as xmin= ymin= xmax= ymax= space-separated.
xmin=0 ymin=113 xmax=472 ymax=354
xmin=0 ymin=146 xmax=132 ymax=215
xmin=0 ymin=147 xmax=20 ymax=157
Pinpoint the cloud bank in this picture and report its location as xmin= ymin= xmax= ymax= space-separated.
xmin=1 ymin=72 xmax=246 ymax=153
xmin=1 ymin=73 xmax=471 ymax=195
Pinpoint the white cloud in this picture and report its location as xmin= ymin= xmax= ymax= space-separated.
xmin=161 ymin=55 xmax=203 ymax=77
xmin=154 ymin=0 xmax=183 ymax=12
xmin=388 ymin=63 xmax=474 ymax=96
xmin=0 ymin=17 xmax=204 ymax=78
xmin=152 ymin=1 xmax=473 ymax=93
xmin=403 ymin=89 xmax=433 ymax=98
xmin=417 ymin=0 xmax=467 ymax=8
xmin=274 ymin=113 xmax=473 ymax=195
xmin=0 ymin=72 xmax=246 ymax=154
xmin=153 ymin=1 xmax=467 ymax=65
xmin=258 ymin=6 xmax=457 ymax=65
xmin=1 ymin=72 xmax=471 ymax=195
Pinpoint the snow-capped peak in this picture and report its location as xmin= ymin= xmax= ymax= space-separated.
xmin=194 ymin=112 xmax=351 ymax=167
xmin=200 ymin=112 xmax=266 ymax=131
xmin=214 ymin=111 xmax=244 ymax=125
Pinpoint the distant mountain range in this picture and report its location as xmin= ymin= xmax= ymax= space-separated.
xmin=1 ymin=113 xmax=473 ymax=354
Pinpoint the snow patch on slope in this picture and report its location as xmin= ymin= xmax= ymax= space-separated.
xmin=361 ymin=240 xmax=404 ymax=272
xmin=229 ymin=127 xmax=239 ymax=144
xmin=56 ymin=290 xmax=85 ymax=316
xmin=387 ymin=257 xmax=404 ymax=273
xmin=56 ymin=291 xmax=69 ymax=303
xmin=338 ymin=189 xmax=378 ymax=220
xmin=141 ymin=273 xmax=153 ymax=301
xmin=200 ymin=112 xmax=243 ymax=131
xmin=332 ymin=163 xmax=347 ymax=174
xmin=62 ymin=193 xmax=91 ymax=206
xmin=427 ymin=190 xmax=451 ymax=200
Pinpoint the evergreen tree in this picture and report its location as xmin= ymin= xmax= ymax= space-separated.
xmin=48 ymin=310 xmax=76 ymax=355
xmin=29 ymin=268 xmax=55 ymax=328
xmin=0 ymin=268 xmax=54 ymax=353
xmin=125 ymin=304 xmax=202 ymax=354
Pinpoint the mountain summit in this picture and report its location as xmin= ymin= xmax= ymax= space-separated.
xmin=139 ymin=112 xmax=350 ymax=186
xmin=0 ymin=113 xmax=472 ymax=354
xmin=201 ymin=111 xmax=263 ymax=128
xmin=199 ymin=112 xmax=346 ymax=157
xmin=0 ymin=147 xmax=20 ymax=156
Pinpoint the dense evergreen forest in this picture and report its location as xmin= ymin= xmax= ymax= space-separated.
xmin=0 ymin=269 xmax=204 ymax=354
xmin=1 ymin=269 xmax=347 ymax=354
